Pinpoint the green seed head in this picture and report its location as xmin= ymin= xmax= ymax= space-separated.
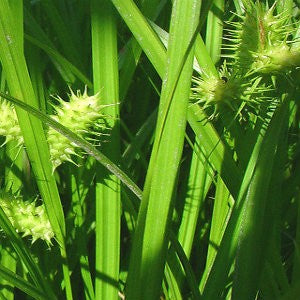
xmin=0 ymin=100 xmax=23 ymax=146
xmin=48 ymin=88 xmax=103 ymax=170
xmin=0 ymin=88 xmax=104 ymax=170
xmin=253 ymin=44 xmax=300 ymax=73
xmin=227 ymin=1 xmax=299 ymax=75
xmin=0 ymin=191 xmax=54 ymax=245
xmin=191 ymin=64 xmax=246 ymax=116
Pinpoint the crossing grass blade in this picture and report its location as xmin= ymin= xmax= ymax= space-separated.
xmin=187 ymin=105 xmax=242 ymax=198
xmin=111 ymin=0 xmax=240 ymax=200
xmin=111 ymin=0 xmax=167 ymax=78
xmin=24 ymin=34 xmax=92 ymax=87
xmin=119 ymin=0 xmax=166 ymax=99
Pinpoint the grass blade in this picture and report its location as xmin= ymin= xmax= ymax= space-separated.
xmin=205 ymin=0 xmax=224 ymax=64
xmin=91 ymin=0 xmax=121 ymax=298
xmin=111 ymin=0 xmax=166 ymax=78
xmin=125 ymin=1 xmax=201 ymax=299
xmin=232 ymin=100 xmax=289 ymax=299
xmin=201 ymin=100 xmax=289 ymax=299
xmin=0 ymin=2 xmax=71 ymax=297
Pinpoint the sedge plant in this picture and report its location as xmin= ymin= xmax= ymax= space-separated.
xmin=0 ymin=0 xmax=299 ymax=300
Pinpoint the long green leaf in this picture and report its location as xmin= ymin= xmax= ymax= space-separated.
xmin=0 ymin=2 xmax=72 ymax=299
xmin=232 ymin=100 xmax=289 ymax=299
xmin=125 ymin=1 xmax=201 ymax=299
xmin=205 ymin=0 xmax=224 ymax=64
xmin=91 ymin=0 xmax=121 ymax=299
xmin=201 ymin=100 xmax=289 ymax=299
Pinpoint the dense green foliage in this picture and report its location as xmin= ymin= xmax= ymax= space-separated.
xmin=0 ymin=0 xmax=299 ymax=299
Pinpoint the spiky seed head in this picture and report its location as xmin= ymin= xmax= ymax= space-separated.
xmin=0 ymin=191 xmax=54 ymax=246
xmin=0 ymin=100 xmax=23 ymax=146
xmin=226 ymin=1 xmax=300 ymax=75
xmin=47 ymin=88 xmax=103 ymax=170
xmin=191 ymin=63 xmax=246 ymax=115
xmin=0 ymin=88 xmax=104 ymax=170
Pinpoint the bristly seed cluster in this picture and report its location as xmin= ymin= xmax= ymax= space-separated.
xmin=0 ymin=191 xmax=54 ymax=246
xmin=191 ymin=1 xmax=300 ymax=119
xmin=48 ymin=88 xmax=104 ymax=170
xmin=0 ymin=87 xmax=104 ymax=171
